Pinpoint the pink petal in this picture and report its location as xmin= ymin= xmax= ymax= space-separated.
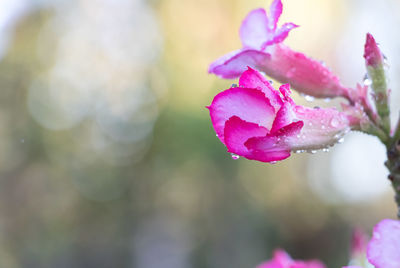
xmin=347 ymin=84 xmax=377 ymax=123
xmin=274 ymin=120 xmax=304 ymax=136
xmin=259 ymin=44 xmax=350 ymax=99
xmin=240 ymin=8 xmax=269 ymax=49
xmin=367 ymin=219 xmax=400 ymax=268
xmin=268 ymin=0 xmax=283 ymax=31
xmin=245 ymin=121 xmax=303 ymax=162
xmin=244 ymin=134 xmax=291 ymax=162
xmin=208 ymin=49 xmax=271 ymax=79
xmin=364 ymin=33 xmax=384 ymax=67
xmin=351 ymin=228 xmax=368 ymax=257
xmin=224 ymin=116 xmax=268 ymax=156
xmin=340 ymin=102 xmax=366 ymax=129
xmin=208 ymin=87 xmax=275 ymax=143
xmin=257 ymin=249 xmax=326 ymax=268
xmin=290 ymin=106 xmax=351 ymax=150
xmin=238 ymin=67 xmax=283 ymax=109
xmin=262 ymin=23 xmax=299 ymax=49
xmin=278 ymin=84 xmax=295 ymax=105
xmin=270 ymin=102 xmax=295 ymax=133
xmin=257 ymin=250 xmax=292 ymax=268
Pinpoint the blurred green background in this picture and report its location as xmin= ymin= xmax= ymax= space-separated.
xmin=0 ymin=0 xmax=399 ymax=267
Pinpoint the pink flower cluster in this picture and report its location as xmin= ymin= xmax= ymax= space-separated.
xmin=256 ymin=219 xmax=400 ymax=268
xmin=207 ymin=0 xmax=383 ymax=163
xmin=207 ymin=1 xmax=398 ymax=267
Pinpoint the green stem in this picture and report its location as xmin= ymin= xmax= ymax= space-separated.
xmin=393 ymin=112 xmax=400 ymax=141
xmin=367 ymin=65 xmax=391 ymax=133
xmin=360 ymin=121 xmax=390 ymax=146
xmin=386 ymin=139 xmax=400 ymax=218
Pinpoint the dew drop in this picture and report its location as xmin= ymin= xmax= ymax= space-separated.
xmin=330 ymin=118 xmax=339 ymax=128
xmin=309 ymin=150 xmax=317 ymax=154
xmin=324 ymin=98 xmax=331 ymax=103
xmin=383 ymin=54 xmax=389 ymax=65
xmin=363 ymin=74 xmax=372 ymax=86
xmin=322 ymin=148 xmax=330 ymax=152
xmin=338 ymin=137 xmax=345 ymax=144
xmin=231 ymin=153 xmax=240 ymax=160
xmin=321 ymin=125 xmax=326 ymax=130
xmin=304 ymin=95 xmax=315 ymax=102
xmin=308 ymin=122 xmax=313 ymax=127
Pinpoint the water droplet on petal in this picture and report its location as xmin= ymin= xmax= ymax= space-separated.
xmin=322 ymin=148 xmax=330 ymax=152
xmin=230 ymin=153 xmax=240 ymax=160
xmin=308 ymin=122 xmax=313 ymax=127
xmin=383 ymin=55 xmax=390 ymax=68
xmin=304 ymin=95 xmax=315 ymax=102
xmin=330 ymin=118 xmax=339 ymax=128
xmin=321 ymin=125 xmax=326 ymax=130
xmin=309 ymin=150 xmax=317 ymax=154
xmin=363 ymin=74 xmax=372 ymax=86
xmin=324 ymin=98 xmax=331 ymax=103
xmin=338 ymin=137 xmax=345 ymax=144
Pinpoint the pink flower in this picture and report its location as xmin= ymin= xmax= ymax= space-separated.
xmin=256 ymin=249 xmax=326 ymax=268
xmin=209 ymin=0 xmax=350 ymax=100
xmin=364 ymin=33 xmax=384 ymax=68
xmin=367 ymin=219 xmax=400 ymax=268
xmin=207 ymin=67 xmax=357 ymax=163
xmin=343 ymin=219 xmax=400 ymax=268
xmin=255 ymin=220 xmax=400 ymax=268
xmin=350 ymin=227 xmax=368 ymax=259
